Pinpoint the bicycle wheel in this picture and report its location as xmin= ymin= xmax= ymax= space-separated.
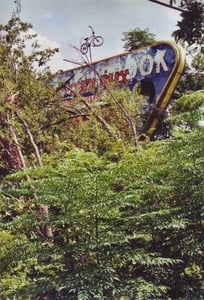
xmin=92 ymin=36 xmax=103 ymax=47
xmin=80 ymin=43 xmax=88 ymax=55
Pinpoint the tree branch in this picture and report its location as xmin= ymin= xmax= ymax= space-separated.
xmin=40 ymin=113 xmax=90 ymax=130
xmin=15 ymin=111 xmax=43 ymax=166
xmin=81 ymin=99 xmax=119 ymax=140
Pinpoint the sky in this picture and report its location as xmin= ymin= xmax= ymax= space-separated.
xmin=0 ymin=0 xmax=182 ymax=73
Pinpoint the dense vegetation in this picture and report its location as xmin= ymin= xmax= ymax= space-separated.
xmin=1 ymin=126 xmax=204 ymax=299
xmin=0 ymin=1 xmax=204 ymax=299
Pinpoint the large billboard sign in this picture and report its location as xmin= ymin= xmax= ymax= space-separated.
xmin=53 ymin=41 xmax=185 ymax=135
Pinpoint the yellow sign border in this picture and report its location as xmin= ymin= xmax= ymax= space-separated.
xmin=144 ymin=41 xmax=185 ymax=136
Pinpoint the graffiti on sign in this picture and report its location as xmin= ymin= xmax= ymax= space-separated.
xmin=53 ymin=41 xmax=185 ymax=135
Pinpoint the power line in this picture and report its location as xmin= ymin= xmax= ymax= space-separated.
xmin=147 ymin=0 xmax=186 ymax=12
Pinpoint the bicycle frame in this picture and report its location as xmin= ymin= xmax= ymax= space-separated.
xmin=80 ymin=26 xmax=103 ymax=55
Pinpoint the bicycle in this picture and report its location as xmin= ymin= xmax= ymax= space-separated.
xmin=80 ymin=26 xmax=103 ymax=55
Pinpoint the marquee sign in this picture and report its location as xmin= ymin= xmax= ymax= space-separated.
xmin=53 ymin=41 xmax=185 ymax=136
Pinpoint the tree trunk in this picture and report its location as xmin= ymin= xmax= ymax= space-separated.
xmin=6 ymin=109 xmax=53 ymax=238
xmin=15 ymin=111 xmax=43 ymax=166
xmin=6 ymin=112 xmax=27 ymax=170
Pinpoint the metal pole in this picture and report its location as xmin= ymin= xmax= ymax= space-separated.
xmin=89 ymin=44 xmax=92 ymax=65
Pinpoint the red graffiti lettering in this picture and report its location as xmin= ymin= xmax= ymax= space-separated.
xmin=100 ymin=73 xmax=114 ymax=87
xmin=114 ymin=69 xmax=129 ymax=84
xmin=80 ymin=80 xmax=88 ymax=94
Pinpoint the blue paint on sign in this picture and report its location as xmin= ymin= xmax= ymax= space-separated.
xmin=53 ymin=41 xmax=185 ymax=135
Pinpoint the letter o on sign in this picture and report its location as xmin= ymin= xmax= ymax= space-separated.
xmin=139 ymin=54 xmax=154 ymax=76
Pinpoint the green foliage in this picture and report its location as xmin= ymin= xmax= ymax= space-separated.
xmin=170 ymin=89 xmax=204 ymax=131
xmin=174 ymin=52 xmax=204 ymax=98
xmin=0 ymin=16 xmax=67 ymax=173
xmin=0 ymin=9 xmax=203 ymax=300
xmin=192 ymin=52 xmax=204 ymax=71
xmin=64 ymin=87 xmax=145 ymax=154
xmin=1 ymin=129 xmax=203 ymax=299
xmin=0 ymin=228 xmax=37 ymax=298
xmin=122 ymin=27 xmax=157 ymax=51
xmin=172 ymin=0 xmax=204 ymax=48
